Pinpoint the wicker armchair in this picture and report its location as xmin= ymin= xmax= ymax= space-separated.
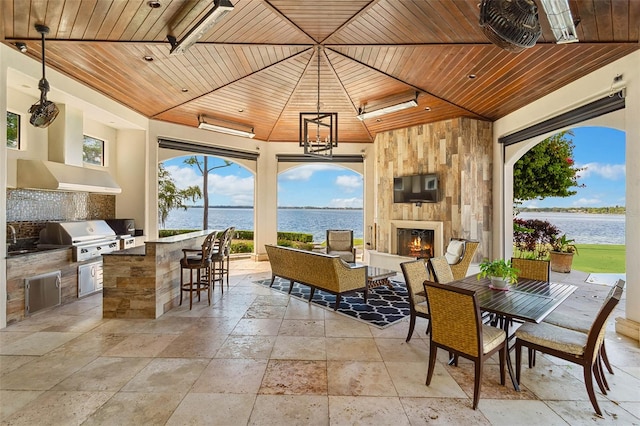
xmin=424 ymin=281 xmax=507 ymax=410
xmin=326 ymin=229 xmax=356 ymax=263
xmin=400 ymin=259 xmax=431 ymax=342
xmin=428 ymin=256 xmax=455 ymax=284
xmin=515 ymin=284 xmax=624 ymax=417
xmin=447 ymin=238 xmax=479 ymax=280
xmin=511 ymin=258 xmax=550 ymax=281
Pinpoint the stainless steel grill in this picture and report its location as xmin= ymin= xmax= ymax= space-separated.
xmin=39 ymin=220 xmax=120 ymax=261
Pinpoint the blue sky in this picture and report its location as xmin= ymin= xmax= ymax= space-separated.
xmin=162 ymin=126 xmax=625 ymax=208
xmin=519 ymin=126 xmax=626 ymax=208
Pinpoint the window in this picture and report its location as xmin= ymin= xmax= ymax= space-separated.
xmin=7 ymin=111 xmax=20 ymax=149
xmin=83 ymin=135 xmax=104 ymax=166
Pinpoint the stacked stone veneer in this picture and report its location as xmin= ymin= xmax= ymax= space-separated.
xmin=374 ymin=117 xmax=492 ymax=261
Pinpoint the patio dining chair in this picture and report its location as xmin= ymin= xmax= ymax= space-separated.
xmin=514 ymin=284 xmax=624 ymax=417
xmin=424 ymin=281 xmax=507 ymax=410
xmin=429 ymin=256 xmax=455 ymax=284
xmin=510 ymin=258 xmax=550 ymax=281
xmin=400 ymin=259 xmax=431 ymax=342
xmin=542 ymin=279 xmax=626 ymax=380
xmin=446 ymin=238 xmax=479 ymax=280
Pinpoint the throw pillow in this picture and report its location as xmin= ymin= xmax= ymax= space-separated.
xmin=445 ymin=240 xmax=465 ymax=264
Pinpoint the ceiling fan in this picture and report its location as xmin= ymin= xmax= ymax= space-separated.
xmin=28 ymin=24 xmax=59 ymax=128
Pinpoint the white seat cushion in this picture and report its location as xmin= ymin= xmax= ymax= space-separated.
xmin=445 ymin=240 xmax=465 ymax=264
xmin=515 ymin=322 xmax=587 ymax=356
xmin=482 ymin=324 xmax=506 ymax=353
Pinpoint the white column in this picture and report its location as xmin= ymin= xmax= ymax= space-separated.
xmin=253 ymin=145 xmax=278 ymax=261
xmin=1 ymin=46 xmax=9 ymax=329
xmin=616 ymin=54 xmax=640 ymax=341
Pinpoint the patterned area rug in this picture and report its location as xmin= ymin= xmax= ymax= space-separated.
xmin=254 ymin=277 xmax=410 ymax=328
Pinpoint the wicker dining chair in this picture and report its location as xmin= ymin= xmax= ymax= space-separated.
xmin=424 ymin=281 xmax=507 ymax=410
xmin=510 ymin=258 xmax=550 ymax=281
xmin=429 ymin=256 xmax=455 ymax=284
xmin=447 ymin=239 xmax=480 ymax=280
xmin=515 ymin=284 xmax=624 ymax=417
xmin=179 ymin=231 xmax=216 ymax=309
xmin=400 ymin=259 xmax=431 ymax=342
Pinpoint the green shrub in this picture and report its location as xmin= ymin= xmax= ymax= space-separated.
xmin=159 ymin=229 xmax=199 ymax=238
xmin=231 ymin=242 xmax=253 ymax=253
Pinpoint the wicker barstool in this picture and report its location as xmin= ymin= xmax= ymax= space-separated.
xmin=179 ymin=231 xmax=216 ymax=309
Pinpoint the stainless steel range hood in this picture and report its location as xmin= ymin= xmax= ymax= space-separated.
xmin=17 ymin=159 xmax=122 ymax=194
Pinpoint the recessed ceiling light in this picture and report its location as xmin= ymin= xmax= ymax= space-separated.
xmin=15 ymin=42 xmax=27 ymax=53
xmin=468 ymin=74 xmax=477 ymax=79
xmin=148 ymin=1 xmax=161 ymax=8
xmin=143 ymin=56 xmax=154 ymax=61
xmin=238 ymin=109 xmax=244 ymax=112
xmin=181 ymin=88 xmax=189 ymax=92
xmin=425 ymin=107 xmax=431 ymax=111
xmin=376 ymin=118 xmax=382 ymax=122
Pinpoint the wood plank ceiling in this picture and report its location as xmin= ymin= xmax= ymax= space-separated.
xmin=2 ymin=0 xmax=639 ymax=143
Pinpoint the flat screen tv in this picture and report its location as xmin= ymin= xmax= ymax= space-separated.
xmin=393 ymin=174 xmax=439 ymax=204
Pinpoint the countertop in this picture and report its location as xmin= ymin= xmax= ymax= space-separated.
xmin=145 ymin=229 xmax=215 ymax=244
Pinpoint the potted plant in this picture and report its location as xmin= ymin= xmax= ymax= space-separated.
xmin=549 ymin=234 xmax=578 ymax=273
xmin=478 ymin=258 xmax=519 ymax=289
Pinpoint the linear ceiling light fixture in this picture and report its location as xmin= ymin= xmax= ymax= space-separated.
xmin=539 ymin=0 xmax=579 ymax=44
xmin=356 ymin=92 xmax=419 ymax=121
xmin=168 ymin=0 xmax=234 ymax=55
xmin=198 ymin=115 xmax=255 ymax=138
xmin=299 ymin=46 xmax=338 ymax=159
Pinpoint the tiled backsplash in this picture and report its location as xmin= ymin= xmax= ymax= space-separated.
xmin=6 ymin=189 xmax=115 ymax=240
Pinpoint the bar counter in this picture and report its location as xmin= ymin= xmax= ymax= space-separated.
xmin=102 ymin=230 xmax=212 ymax=319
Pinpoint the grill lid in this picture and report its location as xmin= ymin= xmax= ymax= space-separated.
xmin=39 ymin=220 xmax=117 ymax=245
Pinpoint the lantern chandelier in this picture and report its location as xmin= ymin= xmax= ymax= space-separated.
xmin=299 ymin=45 xmax=338 ymax=159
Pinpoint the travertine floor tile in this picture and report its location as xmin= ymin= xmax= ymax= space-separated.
xmin=231 ymin=318 xmax=283 ymax=336
xmin=327 ymin=361 xmax=396 ymax=396
xmin=401 ymin=397 xmax=491 ymax=425
xmin=478 ymin=399 xmax=567 ymax=425
xmin=0 ymin=331 xmax=81 ymax=355
xmin=0 ymin=355 xmax=38 ymax=377
xmin=53 ymin=357 xmax=151 ymax=391
xmin=0 ymin=353 xmax=95 ymax=390
xmin=82 ymin=391 xmax=183 ymax=425
xmin=278 ymin=319 xmax=325 ymax=337
xmin=249 ymin=394 xmax=329 ymax=426
xmin=166 ymin=393 xmax=257 ymax=426
xmin=191 ymin=358 xmax=268 ymax=393
xmin=326 ymin=337 xmax=382 ymax=361
xmin=259 ymin=360 xmax=327 ymax=395
xmin=0 ymin=390 xmax=44 ymax=420
xmin=101 ymin=333 xmax=179 ymax=357
xmin=157 ymin=330 xmax=228 ymax=358
xmin=545 ymin=400 xmax=640 ymax=424
xmin=328 ymin=395 xmax=411 ymax=425
xmin=243 ymin=304 xmax=287 ymax=319
xmin=215 ymin=335 xmax=276 ymax=359
xmin=270 ymin=335 xmax=326 ymax=360
xmin=325 ymin=318 xmax=372 ymax=337
xmin=121 ymin=357 xmax=210 ymax=393
xmin=375 ymin=337 xmax=429 ymax=362
xmin=1 ymin=390 xmax=114 ymax=425
xmin=283 ymin=298 xmax=326 ymax=320
xmin=386 ymin=361 xmax=467 ymax=398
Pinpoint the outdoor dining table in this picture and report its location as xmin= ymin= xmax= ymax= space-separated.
xmin=426 ymin=274 xmax=578 ymax=391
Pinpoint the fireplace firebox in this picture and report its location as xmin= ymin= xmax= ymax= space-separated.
xmin=397 ymin=228 xmax=434 ymax=258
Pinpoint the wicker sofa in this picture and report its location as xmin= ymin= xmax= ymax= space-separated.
xmin=265 ymin=244 xmax=368 ymax=310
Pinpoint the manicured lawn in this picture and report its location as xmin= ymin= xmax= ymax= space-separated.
xmin=572 ymin=244 xmax=626 ymax=273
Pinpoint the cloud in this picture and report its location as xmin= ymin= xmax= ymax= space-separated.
xmin=572 ymin=197 xmax=603 ymax=206
xmin=280 ymin=164 xmax=344 ymax=181
xmin=335 ymin=175 xmax=362 ymax=191
xmin=328 ymin=197 xmax=363 ymax=208
xmin=164 ymin=164 xmax=254 ymax=205
xmin=577 ymin=163 xmax=625 ymax=180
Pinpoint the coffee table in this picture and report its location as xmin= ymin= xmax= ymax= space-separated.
xmin=366 ymin=266 xmax=397 ymax=290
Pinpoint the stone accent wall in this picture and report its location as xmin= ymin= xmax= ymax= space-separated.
xmin=375 ymin=117 xmax=492 ymax=260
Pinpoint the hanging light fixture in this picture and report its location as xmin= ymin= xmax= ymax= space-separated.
xmin=29 ymin=24 xmax=59 ymax=128
xmin=299 ymin=46 xmax=338 ymax=159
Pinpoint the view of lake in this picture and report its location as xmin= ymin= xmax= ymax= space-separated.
xmin=164 ymin=207 xmax=364 ymax=243
xmin=164 ymin=208 xmax=625 ymax=245
xmin=517 ymin=211 xmax=625 ymax=245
